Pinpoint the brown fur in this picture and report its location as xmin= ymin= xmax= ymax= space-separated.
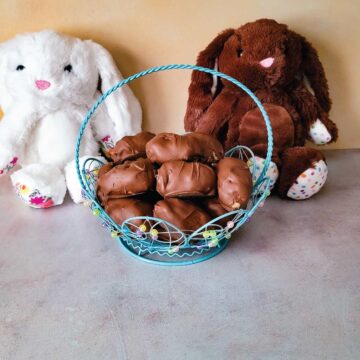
xmin=184 ymin=18 xmax=338 ymax=197
xmin=277 ymin=147 xmax=325 ymax=197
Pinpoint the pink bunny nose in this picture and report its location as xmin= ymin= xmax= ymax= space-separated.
xmin=259 ymin=57 xmax=274 ymax=68
xmin=35 ymin=80 xmax=51 ymax=90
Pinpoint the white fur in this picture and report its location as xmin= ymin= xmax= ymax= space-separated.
xmin=65 ymin=156 xmax=106 ymax=204
xmin=0 ymin=30 xmax=142 ymax=205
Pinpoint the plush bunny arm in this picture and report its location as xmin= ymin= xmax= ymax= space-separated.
xmin=290 ymin=82 xmax=320 ymax=127
xmin=0 ymin=109 xmax=38 ymax=173
xmin=0 ymin=109 xmax=37 ymax=151
xmin=195 ymin=90 xmax=238 ymax=136
xmin=184 ymin=78 xmax=216 ymax=132
xmin=290 ymin=82 xmax=338 ymax=144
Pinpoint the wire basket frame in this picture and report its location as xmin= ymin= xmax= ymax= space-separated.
xmin=75 ymin=64 xmax=273 ymax=266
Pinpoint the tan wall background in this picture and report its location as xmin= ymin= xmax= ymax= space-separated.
xmin=0 ymin=0 xmax=359 ymax=149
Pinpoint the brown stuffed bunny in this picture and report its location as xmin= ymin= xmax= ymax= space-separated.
xmin=184 ymin=19 xmax=338 ymax=200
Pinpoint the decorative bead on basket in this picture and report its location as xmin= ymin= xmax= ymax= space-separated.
xmin=75 ymin=64 xmax=273 ymax=266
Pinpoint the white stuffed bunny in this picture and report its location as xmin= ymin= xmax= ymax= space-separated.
xmin=0 ymin=30 xmax=142 ymax=208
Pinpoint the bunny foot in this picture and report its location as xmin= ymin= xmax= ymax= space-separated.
xmin=286 ymin=160 xmax=328 ymax=200
xmin=247 ymin=156 xmax=279 ymax=192
xmin=278 ymin=147 xmax=327 ymax=200
xmin=65 ymin=156 xmax=106 ymax=204
xmin=11 ymin=164 xmax=66 ymax=208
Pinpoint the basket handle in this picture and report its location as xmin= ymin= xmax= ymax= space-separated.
xmin=75 ymin=64 xmax=273 ymax=192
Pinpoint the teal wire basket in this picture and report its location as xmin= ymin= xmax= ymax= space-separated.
xmin=75 ymin=64 xmax=273 ymax=266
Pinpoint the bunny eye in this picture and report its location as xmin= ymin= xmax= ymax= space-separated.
xmin=64 ymin=64 xmax=72 ymax=72
xmin=237 ymin=49 xmax=243 ymax=57
xmin=16 ymin=65 xmax=25 ymax=71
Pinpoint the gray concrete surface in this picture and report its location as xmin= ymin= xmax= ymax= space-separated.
xmin=0 ymin=149 xmax=359 ymax=360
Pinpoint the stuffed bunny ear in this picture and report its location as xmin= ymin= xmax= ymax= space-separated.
xmin=88 ymin=41 xmax=142 ymax=140
xmin=297 ymin=34 xmax=331 ymax=112
xmin=0 ymin=43 xmax=12 ymax=113
xmin=0 ymin=45 xmax=3 ymax=103
xmin=184 ymin=28 xmax=235 ymax=132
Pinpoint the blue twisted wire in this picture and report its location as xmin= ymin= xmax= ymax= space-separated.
xmin=75 ymin=64 xmax=273 ymax=192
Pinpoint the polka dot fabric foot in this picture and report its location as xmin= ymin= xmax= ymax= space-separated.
xmin=287 ymin=160 xmax=328 ymax=200
xmin=248 ymin=156 xmax=279 ymax=192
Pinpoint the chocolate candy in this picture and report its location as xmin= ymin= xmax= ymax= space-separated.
xmin=216 ymin=158 xmax=252 ymax=211
xmin=109 ymin=131 xmax=155 ymax=164
xmin=97 ymin=163 xmax=113 ymax=178
xmin=97 ymin=158 xmax=155 ymax=204
xmin=153 ymin=198 xmax=211 ymax=233
xmin=105 ymin=198 xmax=153 ymax=228
xmin=146 ymin=132 xmax=224 ymax=164
xmin=201 ymin=197 xmax=230 ymax=226
xmin=156 ymin=161 xmax=216 ymax=198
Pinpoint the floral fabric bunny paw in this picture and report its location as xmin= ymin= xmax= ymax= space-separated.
xmin=100 ymin=135 xmax=115 ymax=151
xmin=0 ymin=156 xmax=18 ymax=175
xmin=14 ymin=183 xmax=55 ymax=208
xmin=11 ymin=164 xmax=67 ymax=208
xmin=0 ymin=145 xmax=19 ymax=175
